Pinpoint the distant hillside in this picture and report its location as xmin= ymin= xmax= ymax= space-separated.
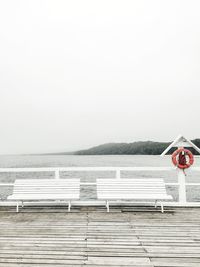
xmin=71 ymin=139 xmax=200 ymax=155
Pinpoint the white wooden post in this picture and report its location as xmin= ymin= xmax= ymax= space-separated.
xmin=160 ymin=134 xmax=200 ymax=206
xmin=177 ymin=168 xmax=187 ymax=204
xmin=55 ymin=169 xmax=60 ymax=180
xmin=116 ymin=169 xmax=121 ymax=179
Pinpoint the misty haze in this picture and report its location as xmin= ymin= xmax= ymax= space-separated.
xmin=0 ymin=1 xmax=200 ymax=154
xmin=0 ymin=2 xmax=200 ymax=266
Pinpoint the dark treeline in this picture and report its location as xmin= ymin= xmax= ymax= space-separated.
xmin=72 ymin=139 xmax=200 ymax=155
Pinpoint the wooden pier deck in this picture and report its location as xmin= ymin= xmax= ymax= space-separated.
xmin=0 ymin=206 xmax=199 ymax=266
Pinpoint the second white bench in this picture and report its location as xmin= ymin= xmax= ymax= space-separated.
xmin=97 ymin=178 xmax=172 ymax=212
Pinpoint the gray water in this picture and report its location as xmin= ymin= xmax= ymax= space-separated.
xmin=0 ymin=155 xmax=200 ymax=202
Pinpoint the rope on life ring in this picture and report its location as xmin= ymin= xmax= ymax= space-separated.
xmin=172 ymin=148 xmax=194 ymax=169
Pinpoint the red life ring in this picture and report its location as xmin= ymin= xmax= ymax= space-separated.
xmin=172 ymin=148 xmax=194 ymax=169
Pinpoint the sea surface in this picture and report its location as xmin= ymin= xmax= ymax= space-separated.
xmin=0 ymin=155 xmax=199 ymax=202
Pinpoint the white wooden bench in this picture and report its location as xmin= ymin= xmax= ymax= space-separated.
xmin=97 ymin=178 xmax=172 ymax=212
xmin=8 ymin=179 xmax=80 ymax=212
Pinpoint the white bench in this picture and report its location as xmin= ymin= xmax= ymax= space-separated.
xmin=97 ymin=178 xmax=173 ymax=212
xmin=8 ymin=179 xmax=80 ymax=212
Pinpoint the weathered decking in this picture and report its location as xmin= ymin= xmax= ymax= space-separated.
xmin=0 ymin=206 xmax=200 ymax=266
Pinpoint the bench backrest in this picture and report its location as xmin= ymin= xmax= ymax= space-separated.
xmin=12 ymin=179 xmax=80 ymax=198
xmin=97 ymin=178 xmax=169 ymax=199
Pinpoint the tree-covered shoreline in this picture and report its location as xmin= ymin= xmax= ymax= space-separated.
xmin=60 ymin=139 xmax=200 ymax=155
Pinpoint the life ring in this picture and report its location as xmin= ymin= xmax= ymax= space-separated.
xmin=172 ymin=148 xmax=194 ymax=169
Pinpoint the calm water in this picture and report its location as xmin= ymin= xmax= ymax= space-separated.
xmin=0 ymin=155 xmax=199 ymax=201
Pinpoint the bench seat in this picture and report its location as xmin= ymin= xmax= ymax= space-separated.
xmin=8 ymin=179 xmax=80 ymax=212
xmin=97 ymin=178 xmax=173 ymax=212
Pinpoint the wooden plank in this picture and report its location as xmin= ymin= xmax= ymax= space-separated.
xmin=0 ymin=207 xmax=199 ymax=266
xmin=86 ymin=257 xmax=153 ymax=266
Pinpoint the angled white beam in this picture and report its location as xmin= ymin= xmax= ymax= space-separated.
xmin=160 ymin=135 xmax=182 ymax=157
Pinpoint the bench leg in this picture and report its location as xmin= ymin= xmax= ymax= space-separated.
xmin=160 ymin=202 xmax=164 ymax=213
xmin=68 ymin=201 xmax=71 ymax=212
xmin=155 ymin=200 xmax=157 ymax=208
xmin=21 ymin=201 xmax=24 ymax=208
xmin=106 ymin=200 xmax=109 ymax=212
xmin=16 ymin=202 xmax=19 ymax=213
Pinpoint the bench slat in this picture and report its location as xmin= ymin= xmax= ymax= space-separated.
xmin=8 ymin=194 xmax=79 ymax=200
xmin=97 ymin=195 xmax=173 ymax=200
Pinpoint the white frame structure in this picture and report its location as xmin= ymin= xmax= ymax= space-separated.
xmin=0 ymin=166 xmax=200 ymax=208
xmin=160 ymin=134 xmax=200 ymax=156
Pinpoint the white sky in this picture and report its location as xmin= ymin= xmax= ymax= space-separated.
xmin=0 ymin=0 xmax=200 ymax=154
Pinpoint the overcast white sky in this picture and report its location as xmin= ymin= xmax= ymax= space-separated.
xmin=0 ymin=0 xmax=200 ymax=154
